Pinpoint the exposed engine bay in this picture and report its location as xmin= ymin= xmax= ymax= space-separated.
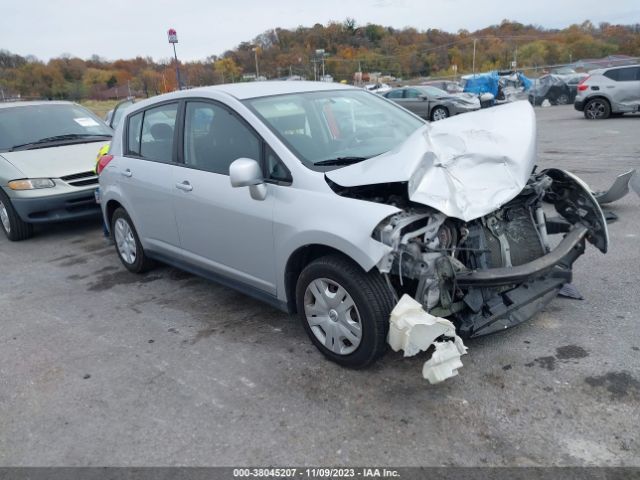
xmin=330 ymin=167 xmax=608 ymax=346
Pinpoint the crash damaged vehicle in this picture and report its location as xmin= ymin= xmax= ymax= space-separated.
xmin=100 ymin=83 xmax=608 ymax=384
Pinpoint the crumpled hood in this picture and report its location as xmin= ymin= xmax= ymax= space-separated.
xmin=326 ymin=101 xmax=537 ymax=221
xmin=0 ymin=141 xmax=109 ymax=179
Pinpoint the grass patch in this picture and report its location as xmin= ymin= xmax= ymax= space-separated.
xmin=80 ymin=99 xmax=121 ymax=118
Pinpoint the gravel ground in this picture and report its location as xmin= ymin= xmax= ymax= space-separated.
xmin=0 ymin=105 xmax=638 ymax=467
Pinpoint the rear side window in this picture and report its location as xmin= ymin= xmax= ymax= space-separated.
xmin=603 ymin=69 xmax=619 ymax=81
xmin=126 ymin=103 xmax=178 ymax=163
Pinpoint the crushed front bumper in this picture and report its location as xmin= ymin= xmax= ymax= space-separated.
xmin=451 ymin=225 xmax=587 ymax=338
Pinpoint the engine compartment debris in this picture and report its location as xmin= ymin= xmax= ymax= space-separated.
xmin=388 ymin=295 xmax=467 ymax=384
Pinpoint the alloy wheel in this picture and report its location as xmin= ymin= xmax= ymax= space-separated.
xmin=114 ymin=217 xmax=137 ymax=265
xmin=585 ymin=100 xmax=606 ymax=119
xmin=304 ymin=278 xmax=362 ymax=355
xmin=432 ymin=108 xmax=448 ymax=121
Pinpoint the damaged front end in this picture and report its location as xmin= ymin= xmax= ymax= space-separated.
xmin=325 ymin=101 xmax=609 ymax=382
xmin=372 ymin=169 xmax=607 ymax=340
xmin=361 ymin=169 xmax=608 ymax=382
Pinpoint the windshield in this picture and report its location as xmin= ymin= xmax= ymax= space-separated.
xmin=0 ymin=103 xmax=112 ymax=152
xmin=244 ymin=89 xmax=424 ymax=168
xmin=419 ymin=86 xmax=448 ymax=97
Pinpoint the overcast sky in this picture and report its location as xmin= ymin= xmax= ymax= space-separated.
xmin=2 ymin=0 xmax=639 ymax=62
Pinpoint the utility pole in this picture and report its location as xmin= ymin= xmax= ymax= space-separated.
xmin=252 ymin=47 xmax=260 ymax=80
xmin=472 ymin=38 xmax=477 ymax=77
xmin=167 ymin=28 xmax=182 ymax=90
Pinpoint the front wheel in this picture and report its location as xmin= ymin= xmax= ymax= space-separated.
xmin=555 ymin=93 xmax=570 ymax=105
xmin=430 ymin=106 xmax=449 ymax=121
xmin=111 ymin=207 xmax=155 ymax=273
xmin=584 ymin=98 xmax=611 ymax=119
xmin=296 ymin=254 xmax=396 ymax=368
xmin=0 ymin=189 xmax=33 ymax=241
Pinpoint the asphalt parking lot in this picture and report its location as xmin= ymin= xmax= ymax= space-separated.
xmin=1 ymin=105 xmax=639 ymax=467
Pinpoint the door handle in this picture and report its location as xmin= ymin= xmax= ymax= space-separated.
xmin=175 ymin=181 xmax=193 ymax=192
xmin=121 ymin=169 xmax=132 ymax=177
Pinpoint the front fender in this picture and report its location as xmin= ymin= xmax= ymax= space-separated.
xmin=272 ymin=186 xmax=400 ymax=301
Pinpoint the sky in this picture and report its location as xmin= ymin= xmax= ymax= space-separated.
xmin=2 ymin=0 xmax=639 ymax=62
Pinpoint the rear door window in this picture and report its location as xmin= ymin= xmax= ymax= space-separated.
xmin=127 ymin=103 xmax=178 ymax=163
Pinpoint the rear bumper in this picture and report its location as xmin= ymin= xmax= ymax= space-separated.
xmin=10 ymin=189 xmax=101 ymax=224
xmin=453 ymin=226 xmax=588 ymax=338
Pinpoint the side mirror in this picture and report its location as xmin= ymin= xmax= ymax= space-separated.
xmin=420 ymin=94 xmax=429 ymax=101
xmin=229 ymin=158 xmax=267 ymax=201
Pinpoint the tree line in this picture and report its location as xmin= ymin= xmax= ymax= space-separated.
xmin=1 ymin=19 xmax=639 ymax=100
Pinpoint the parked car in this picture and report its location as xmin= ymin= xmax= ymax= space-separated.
xmin=104 ymin=97 xmax=135 ymax=130
xmin=382 ymin=85 xmax=480 ymax=121
xmin=574 ymin=64 xmax=640 ymax=119
xmin=99 ymin=82 xmax=607 ymax=376
xmin=528 ymin=75 xmax=572 ymax=105
xmin=365 ymin=83 xmax=392 ymax=94
xmin=0 ymin=101 xmax=112 ymax=240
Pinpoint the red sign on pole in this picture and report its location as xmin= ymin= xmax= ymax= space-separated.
xmin=167 ymin=28 xmax=178 ymax=44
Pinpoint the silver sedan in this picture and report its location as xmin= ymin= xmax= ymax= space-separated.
xmin=383 ymin=85 xmax=480 ymax=121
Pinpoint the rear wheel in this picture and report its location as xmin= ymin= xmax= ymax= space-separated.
xmin=111 ymin=207 xmax=155 ymax=273
xmin=555 ymin=93 xmax=570 ymax=105
xmin=296 ymin=254 xmax=395 ymax=368
xmin=0 ymin=189 xmax=33 ymax=241
xmin=430 ymin=106 xmax=449 ymax=121
xmin=584 ymin=98 xmax=611 ymax=119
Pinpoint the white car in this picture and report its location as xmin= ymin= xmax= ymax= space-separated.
xmin=0 ymin=101 xmax=111 ymax=240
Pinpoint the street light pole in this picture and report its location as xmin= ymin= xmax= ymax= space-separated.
xmin=472 ymin=38 xmax=477 ymax=77
xmin=253 ymin=47 xmax=260 ymax=80
xmin=167 ymin=28 xmax=182 ymax=90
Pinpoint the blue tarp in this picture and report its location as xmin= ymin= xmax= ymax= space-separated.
xmin=463 ymin=72 xmax=500 ymax=96
xmin=518 ymin=73 xmax=533 ymax=90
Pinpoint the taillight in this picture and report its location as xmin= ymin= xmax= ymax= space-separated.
xmin=577 ymin=76 xmax=590 ymax=91
xmin=96 ymin=154 xmax=114 ymax=175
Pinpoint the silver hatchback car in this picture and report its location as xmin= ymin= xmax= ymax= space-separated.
xmin=100 ymin=82 xmax=607 ymax=372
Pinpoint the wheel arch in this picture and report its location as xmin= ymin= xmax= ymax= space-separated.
xmin=105 ymin=199 xmax=123 ymax=230
xmin=284 ymin=244 xmax=370 ymax=314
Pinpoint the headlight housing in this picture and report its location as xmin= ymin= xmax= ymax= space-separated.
xmin=8 ymin=178 xmax=56 ymax=190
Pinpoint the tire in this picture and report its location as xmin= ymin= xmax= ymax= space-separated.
xmin=555 ymin=93 xmax=570 ymax=105
xmin=0 ymin=189 xmax=33 ymax=241
xmin=111 ymin=207 xmax=155 ymax=273
xmin=430 ymin=106 xmax=449 ymax=122
xmin=584 ymin=98 xmax=611 ymax=119
xmin=295 ymin=254 xmax=396 ymax=368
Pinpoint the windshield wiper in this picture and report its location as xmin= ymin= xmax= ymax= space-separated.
xmin=314 ymin=156 xmax=370 ymax=166
xmin=10 ymin=134 xmax=112 ymax=151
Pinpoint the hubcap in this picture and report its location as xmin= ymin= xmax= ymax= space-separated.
xmin=0 ymin=201 xmax=10 ymax=233
xmin=586 ymin=101 xmax=605 ymax=119
xmin=432 ymin=108 xmax=447 ymax=121
xmin=304 ymin=278 xmax=362 ymax=355
xmin=114 ymin=217 xmax=137 ymax=265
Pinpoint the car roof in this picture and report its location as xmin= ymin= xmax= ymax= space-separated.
xmin=591 ymin=64 xmax=640 ymax=74
xmin=181 ymin=81 xmax=355 ymax=100
xmin=0 ymin=100 xmax=76 ymax=110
